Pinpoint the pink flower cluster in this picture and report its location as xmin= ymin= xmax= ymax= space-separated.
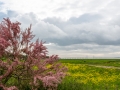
xmin=0 ymin=18 xmax=67 ymax=90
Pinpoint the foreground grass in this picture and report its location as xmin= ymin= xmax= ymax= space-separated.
xmin=58 ymin=59 xmax=120 ymax=90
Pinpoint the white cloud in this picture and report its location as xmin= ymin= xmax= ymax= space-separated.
xmin=32 ymin=20 xmax=67 ymax=39
xmin=0 ymin=0 xmax=116 ymax=20
xmin=1 ymin=0 xmax=120 ymax=58
xmin=9 ymin=13 xmax=67 ymax=41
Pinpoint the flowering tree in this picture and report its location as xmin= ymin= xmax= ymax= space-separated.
xmin=0 ymin=18 xmax=67 ymax=90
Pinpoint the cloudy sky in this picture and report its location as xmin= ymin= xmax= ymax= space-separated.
xmin=0 ymin=0 xmax=120 ymax=58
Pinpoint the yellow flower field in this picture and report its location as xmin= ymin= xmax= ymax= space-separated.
xmin=58 ymin=62 xmax=120 ymax=90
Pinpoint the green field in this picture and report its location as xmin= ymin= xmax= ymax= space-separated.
xmin=58 ymin=59 xmax=120 ymax=90
xmin=60 ymin=59 xmax=120 ymax=67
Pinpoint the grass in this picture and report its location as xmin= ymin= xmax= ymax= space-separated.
xmin=58 ymin=59 xmax=120 ymax=90
xmin=59 ymin=59 xmax=120 ymax=67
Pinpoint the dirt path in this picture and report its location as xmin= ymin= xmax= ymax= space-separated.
xmin=85 ymin=64 xmax=120 ymax=69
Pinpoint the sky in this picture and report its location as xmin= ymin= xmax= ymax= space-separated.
xmin=0 ymin=0 xmax=120 ymax=58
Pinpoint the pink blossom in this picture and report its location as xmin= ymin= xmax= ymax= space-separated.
xmin=0 ymin=18 xmax=67 ymax=90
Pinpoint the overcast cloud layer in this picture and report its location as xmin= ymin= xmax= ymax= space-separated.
xmin=0 ymin=0 xmax=120 ymax=58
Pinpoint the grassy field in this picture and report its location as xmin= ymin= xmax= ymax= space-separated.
xmin=58 ymin=59 xmax=120 ymax=90
xmin=60 ymin=59 xmax=120 ymax=67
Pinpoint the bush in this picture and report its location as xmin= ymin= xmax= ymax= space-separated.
xmin=0 ymin=18 xmax=67 ymax=90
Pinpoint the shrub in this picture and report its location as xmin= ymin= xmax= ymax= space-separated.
xmin=0 ymin=18 xmax=67 ymax=90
